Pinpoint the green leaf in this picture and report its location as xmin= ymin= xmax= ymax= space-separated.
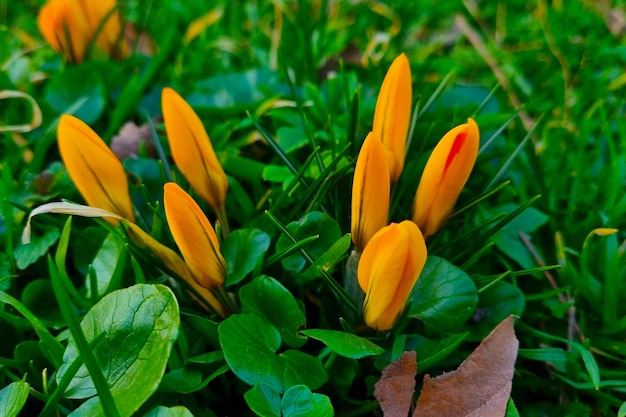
xmin=14 ymin=228 xmax=60 ymax=270
xmin=276 ymin=126 xmax=308 ymax=154
xmin=0 ymin=381 xmax=30 ymax=417
xmin=245 ymin=383 xmax=281 ymax=417
xmin=409 ymin=256 xmax=478 ymax=332
xmin=142 ymin=405 xmax=194 ymax=417
xmin=275 ymin=212 xmax=341 ymax=272
xmin=505 ymin=399 xmax=520 ymax=417
xmin=300 ymin=329 xmax=384 ymax=359
xmin=240 ymin=275 xmax=307 ymax=348
xmin=468 ymin=281 xmax=525 ymax=340
xmin=44 ymin=66 xmax=106 ymax=123
xmin=57 ymin=284 xmax=179 ymax=417
xmin=477 ymin=204 xmax=549 ymax=269
xmin=297 ymin=234 xmax=352 ymax=283
xmin=409 ymin=332 xmax=469 ymax=372
xmin=87 ymin=232 xmax=126 ymax=297
xmin=281 ymin=385 xmax=334 ymax=417
xmin=21 ymin=279 xmax=63 ymax=327
xmin=223 ymin=229 xmax=271 ymax=286
xmin=219 ymin=314 xmax=327 ymax=393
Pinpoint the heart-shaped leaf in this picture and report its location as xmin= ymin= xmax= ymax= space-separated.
xmin=57 ymin=284 xmax=179 ymax=417
xmin=240 ymin=275 xmax=306 ymax=348
xmin=219 ymin=314 xmax=327 ymax=393
xmin=222 ymin=229 xmax=271 ymax=286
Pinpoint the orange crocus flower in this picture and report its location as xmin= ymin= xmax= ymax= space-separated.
xmin=163 ymin=182 xmax=226 ymax=290
xmin=37 ymin=0 xmax=128 ymax=63
xmin=57 ymin=114 xmax=135 ymax=224
xmin=372 ymin=53 xmax=412 ymax=182
xmin=412 ymin=118 xmax=480 ymax=237
xmin=358 ymin=221 xmax=427 ymax=331
xmin=351 ymin=132 xmax=390 ymax=251
xmin=161 ymin=88 xmax=229 ymax=227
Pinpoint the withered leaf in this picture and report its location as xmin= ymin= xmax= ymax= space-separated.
xmin=374 ymin=350 xmax=417 ymax=417
xmin=110 ymin=121 xmax=155 ymax=160
xmin=413 ymin=315 xmax=518 ymax=417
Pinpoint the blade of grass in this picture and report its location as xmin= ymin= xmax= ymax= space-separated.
xmin=50 ymin=220 xmax=121 ymax=417
xmin=265 ymin=210 xmax=356 ymax=313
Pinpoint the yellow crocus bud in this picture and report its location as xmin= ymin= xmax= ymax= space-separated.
xmin=161 ymin=88 xmax=229 ymax=216
xmin=372 ymin=53 xmax=412 ymax=182
xmin=37 ymin=0 xmax=128 ymax=63
xmin=358 ymin=221 xmax=427 ymax=331
xmin=412 ymin=118 xmax=480 ymax=237
xmin=163 ymin=182 xmax=226 ymax=290
xmin=57 ymin=114 xmax=135 ymax=224
xmin=351 ymin=132 xmax=390 ymax=251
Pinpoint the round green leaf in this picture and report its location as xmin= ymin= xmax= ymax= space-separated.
xmin=21 ymin=279 xmax=63 ymax=327
xmin=468 ymin=281 xmax=525 ymax=340
xmin=300 ymin=329 xmax=384 ymax=359
xmin=240 ymin=276 xmax=306 ymax=348
xmin=58 ymin=284 xmax=179 ymax=417
xmin=142 ymin=406 xmax=194 ymax=417
xmin=245 ymin=383 xmax=281 ymax=417
xmin=275 ymin=212 xmax=341 ymax=272
xmin=222 ymin=229 xmax=271 ymax=286
xmin=219 ymin=314 xmax=327 ymax=393
xmin=0 ymin=381 xmax=30 ymax=417
xmin=281 ymin=385 xmax=334 ymax=417
xmin=409 ymin=256 xmax=478 ymax=333
xmin=44 ymin=66 xmax=106 ymax=124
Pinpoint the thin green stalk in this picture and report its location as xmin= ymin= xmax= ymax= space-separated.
xmin=48 ymin=256 xmax=121 ymax=417
xmin=265 ymin=210 xmax=357 ymax=313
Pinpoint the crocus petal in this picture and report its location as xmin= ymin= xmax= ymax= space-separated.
xmin=163 ymin=182 xmax=226 ymax=289
xmin=358 ymin=221 xmax=427 ymax=331
xmin=412 ymin=118 xmax=479 ymax=237
xmin=78 ymin=0 xmax=129 ymax=59
xmin=162 ymin=87 xmax=228 ymax=211
xmin=372 ymin=53 xmax=412 ymax=182
xmin=38 ymin=0 xmax=91 ymax=63
xmin=351 ymin=132 xmax=390 ymax=251
xmin=57 ymin=114 xmax=135 ymax=224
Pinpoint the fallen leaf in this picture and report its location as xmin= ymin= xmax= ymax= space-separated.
xmin=110 ymin=121 xmax=155 ymax=160
xmin=413 ymin=315 xmax=518 ymax=417
xmin=374 ymin=351 xmax=417 ymax=417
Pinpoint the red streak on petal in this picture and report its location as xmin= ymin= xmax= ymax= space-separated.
xmin=444 ymin=130 xmax=468 ymax=173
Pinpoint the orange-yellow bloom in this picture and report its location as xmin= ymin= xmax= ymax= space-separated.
xmin=162 ymin=88 xmax=228 ymax=215
xmin=358 ymin=221 xmax=427 ymax=331
xmin=57 ymin=114 xmax=134 ymax=224
xmin=37 ymin=0 xmax=128 ymax=63
xmin=351 ymin=132 xmax=390 ymax=251
xmin=412 ymin=118 xmax=479 ymax=237
xmin=163 ymin=182 xmax=226 ymax=289
xmin=372 ymin=53 xmax=412 ymax=182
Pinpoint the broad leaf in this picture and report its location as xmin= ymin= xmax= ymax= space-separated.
xmin=245 ymin=383 xmax=281 ymax=417
xmin=44 ymin=66 xmax=106 ymax=123
xmin=300 ymin=329 xmax=384 ymax=359
xmin=240 ymin=275 xmax=306 ymax=348
xmin=222 ymin=229 xmax=271 ymax=286
xmin=275 ymin=212 xmax=341 ymax=272
xmin=219 ymin=314 xmax=327 ymax=393
xmin=409 ymin=256 xmax=477 ymax=332
xmin=142 ymin=406 xmax=194 ymax=417
xmin=14 ymin=228 xmax=60 ymax=269
xmin=281 ymin=385 xmax=334 ymax=417
xmin=0 ymin=381 xmax=30 ymax=417
xmin=58 ymin=284 xmax=179 ymax=417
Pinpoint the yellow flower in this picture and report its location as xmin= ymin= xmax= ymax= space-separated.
xmin=163 ymin=182 xmax=226 ymax=290
xmin=351 ymin=132 xmax=390 ymax=251
xmin=372 ymin=53 xmax=412 ymax=182
xmin=358 ymin=221 xmax=427 ymax=331
xmin=37 ymin=0 xmax=128 ymax=63
xmin=412 ymin=118 xmax=479 ymax=237
xmin=57 ymin=114 xmax=135 ymax=224
xmin=161 ymin=88 xmax=229 ymax=219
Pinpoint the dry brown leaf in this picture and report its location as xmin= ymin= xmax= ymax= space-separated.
xmin=110 ymin=121 xmax=155 ymax=160
xmin=413 ymin=315 xmax=518 ymax=417
xmin=374 ymin=350 xmax=417 ymax=417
